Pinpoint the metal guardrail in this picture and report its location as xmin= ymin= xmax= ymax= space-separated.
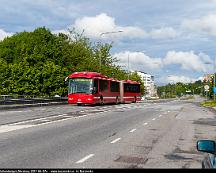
xmin=0 ymin=95 xmax=68 ymax=106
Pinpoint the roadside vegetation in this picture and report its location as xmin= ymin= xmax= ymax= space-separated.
xmin=200 ymin=100 xmax=216 ymax=107
xmin=0 ymin=27 xmax=144 ymax=96
xmin=157 ymin=79 xmax=215 ymax=100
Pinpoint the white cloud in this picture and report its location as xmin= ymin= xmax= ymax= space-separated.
xmin=72 ymin=13 xmax=147 ymax=39
xmin=0 ymin=29 xmax=13 ymax=41
xmin=149 ymin=27 xmax=179 ymax=39
xmin=182 ymin=14 xmax=216 ymax=35
xmin=163 ymin=51 xmax=210 ymax=72
xmin=54 ymin=13 xmax=179 ymax=40
xmin=113 ymin=51 xmax=162 ymax=71
xmin=166 ymin=75 xmax=198 ymax=84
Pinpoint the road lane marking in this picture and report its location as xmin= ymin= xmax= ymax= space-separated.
xmin=129 ymin=129 xmax=136 ymax=133
xmin=75 ymin=115 xmax=87 ymax=118
xmin=111 ymin=138 xmax=121 ymax=144
xmin=76 ymin=154 xmax=95 ymax=163
xmin=143 ymin=122 xmax=148 ymax=126
xmin=0 ymin=125 xmax=35 ymax=133
xmin=12 ymin=114 xmax=68 ymax=125
xmin=152 ymin=118 xmax=156 ymax=121
xmin=159 ymin=115 xmax=162 ymax=117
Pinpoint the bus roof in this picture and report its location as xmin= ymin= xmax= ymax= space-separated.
xmin=69 ymin=72 xmax=105 ymax=78
xmin=68 ymin=72 xmax=140 ymax=84
xmin=68 ymin=71 xmax=120 ymax=82
xmin=122 ymin=80 xmax=140 ymax=84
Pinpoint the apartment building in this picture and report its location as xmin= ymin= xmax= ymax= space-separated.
xmin=137 ymin=71 xmax=157 ymax=97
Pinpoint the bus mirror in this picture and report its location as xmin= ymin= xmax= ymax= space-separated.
xmin=65 ymin=77 xmax=68 ymax=85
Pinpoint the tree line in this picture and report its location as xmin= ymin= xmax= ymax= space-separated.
xmin=157 ymin=78 xmax=216 ymax=99
xmin=0 ymin=27 xmax=144 ymax=96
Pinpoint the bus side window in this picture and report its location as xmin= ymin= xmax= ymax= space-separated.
xmin=93 ymin=79 xmax=98 ymax=94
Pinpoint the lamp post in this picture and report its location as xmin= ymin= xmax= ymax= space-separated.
xmin=204 ymin=59 xmax=216 ymax=100
xmin=214 ymin=58 xmax=216 ymax=100
xmin=127 ymin=53 xmax=130 ymax=80
xmin=99 ymin=30 xmax=123 ymax=70
xmin=167 ymin=75 xmax=176 ymax=98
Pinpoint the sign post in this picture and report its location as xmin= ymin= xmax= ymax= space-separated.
xmin=204 ymin=85 xmax=209 ymax=101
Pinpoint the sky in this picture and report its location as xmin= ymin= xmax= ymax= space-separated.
xmin=0 ymin=0 xmax=216 ymax=85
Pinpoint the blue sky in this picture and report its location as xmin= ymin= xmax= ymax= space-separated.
xmin=0 ymin=0 xmax=216 ymax=85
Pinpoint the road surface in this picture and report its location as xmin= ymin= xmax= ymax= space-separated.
xmin=0 ymin=97 xmax=215 ymax=168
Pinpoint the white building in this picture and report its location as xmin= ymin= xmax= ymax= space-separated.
xmin=137 ymin=71 xmax=157 ymax=97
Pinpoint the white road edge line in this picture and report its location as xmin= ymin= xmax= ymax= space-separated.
xmin=76 ymin=154 xmax=95 ymax=164
xmin=110 ymin=138 xmax=121 ymax=144
xmin=129 ymin=129 xmax=136 ymax=133
xmin=11 ymin=114 xmax=68 ymax=125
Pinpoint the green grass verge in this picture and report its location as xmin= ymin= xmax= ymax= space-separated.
xmin=201 ymin=100 xmax=216 ymax=107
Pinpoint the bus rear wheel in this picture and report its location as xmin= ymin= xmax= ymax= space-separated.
xmin=133 ymin=97 xmax=137 ymax=103
xmin=115 ymin=97 xmax=119 ymax=104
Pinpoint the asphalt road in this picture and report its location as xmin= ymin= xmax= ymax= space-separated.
xmin=0 ymin=97 xmax=215 ymax=168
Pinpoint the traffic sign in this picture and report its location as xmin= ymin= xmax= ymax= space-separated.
xmin=204 ymin=85 xmax=210 ymax=92
xmin=214 ymin=87 xmax=216 ymax=94
xmin=204 ymin=85 xmax=209 ymax=90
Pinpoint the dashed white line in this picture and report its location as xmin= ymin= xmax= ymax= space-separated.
xmin=159 ymin=115 xmax=162 ymax=117
xmin=75 ymin=114 xmax=87 ymax=118
xmin=143 ymin=122 xmax=148 ymax=126
xmin=110 ymin=138 xmax=121 ymax=144
xmin=76 ymin=154 xmax=95 ymax=163
xmin=129 ymin=129 xmax=136 ymax=133
xmin=152 ymin=118 xmax=156 ymax=121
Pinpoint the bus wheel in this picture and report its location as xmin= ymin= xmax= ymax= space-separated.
xmin=100 ymin=97 xmax=104 ymax=105
xmin=115 ymin=97 xmax=119 ymax=104
xmin=134 ymin=97 xmax=137 ymax=103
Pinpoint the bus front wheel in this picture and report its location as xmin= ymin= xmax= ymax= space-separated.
xmin=100 ymin=97 xmax=104 ymax=105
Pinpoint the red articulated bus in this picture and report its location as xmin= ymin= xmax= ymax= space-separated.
xmin=67 ymin=71 xmax=141 ymax=105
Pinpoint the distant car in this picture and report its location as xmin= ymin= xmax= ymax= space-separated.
xmin=196 ymin=140 xmax=216 ymax=168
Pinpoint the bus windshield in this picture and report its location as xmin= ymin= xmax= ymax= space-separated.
xmin=68 ymin=78 xmax=93 ymax=94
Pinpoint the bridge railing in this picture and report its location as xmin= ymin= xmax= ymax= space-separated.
xmin=0 ymin=95 xmax=68 ymax=106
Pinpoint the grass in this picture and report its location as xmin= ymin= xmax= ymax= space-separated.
xmin=201 ymin=100 xmax=216 ymax=107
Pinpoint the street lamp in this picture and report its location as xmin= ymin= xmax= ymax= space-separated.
xmin=99 ymin=30 xmax=124 ymax=69
xmin=204 ymin=59 xmax=216 ymax=100
xmin=127 ymin=53 xmax=130 ymax=80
